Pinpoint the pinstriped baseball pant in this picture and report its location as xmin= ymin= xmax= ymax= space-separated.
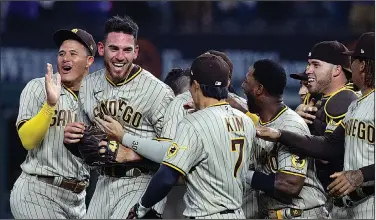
xmin=185 ymin=208 xmax=245 ymax=219
xmin=331 ymin=196 xmax=374 ymax=219
xmin=84 ymin=174 xmax=167 ymax=219
xmin=10 ymin=172 xmax=86 ymax=219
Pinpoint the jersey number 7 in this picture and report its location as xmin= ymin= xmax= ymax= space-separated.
xmin=231 ymin=138 xmax=245 ymax=177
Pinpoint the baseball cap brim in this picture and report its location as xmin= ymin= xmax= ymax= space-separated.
xmin=53 ymin=29 xmax=88 ymax=51
xmin=342 ymin=51 xmax=354 ymax=56
xmin=289 ymin=73 xmax=308 ymax=81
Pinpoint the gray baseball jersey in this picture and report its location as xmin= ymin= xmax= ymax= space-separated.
xmin=343 ymin=90 xmax=374 ymax=171
xmin=253 ymin=107 xmax=326 ymax=212
xmin=80 ymin=66 xmax=175 ymax=218
xmin=160 ymin=91 xmax=192 ymax=139
xmin=341 ymin=90 xmax=374 ymax=219
xmin=16 ymin=77 xmax=90 ymax=179
xmin=160 ymin=91 xmax=245 ymax=139
xmin=11 ymin=76 xmax=89 ymax=219
xmin=162 ymin=102 xmax=256 ymax=218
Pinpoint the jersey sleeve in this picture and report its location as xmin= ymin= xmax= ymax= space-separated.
xmin=277 ymin=145 xmax=308 ymax=177
xmin=161 ymin=120 xmax=205 ymax=176
xmin=278 ymin=119 xmax=311 ymax=177
xmin=149 ymin=87 xmax=175 ymax=137
xmin=160 ymin=98 xmax=187 ymax=139
xmin=16 ymin=79 xmax=46 ymax=127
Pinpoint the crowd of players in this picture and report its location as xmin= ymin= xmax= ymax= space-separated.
xmin=10 ymin=14 xmax=374 ymax=219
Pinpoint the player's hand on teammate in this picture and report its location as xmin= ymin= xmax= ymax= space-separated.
xmin=183 ymin=100 xmax=197 ymax=113
xmin=295 ymin=99 xmax=317 ymax=124
xmin=45 ymin=63 xmax=62 ymax=107
xmin=255 ymin=126 xmax=281 ymax=142
xmin=64 ymin=122 xmax=85 ymax=144
xmin=328 ymin=170 xmax=364 ymax=196
xmin=95 ymin=115 xmax=125 ymax=143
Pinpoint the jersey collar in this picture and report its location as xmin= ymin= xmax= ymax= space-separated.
xmin=105 ymin=65 xmax=142 ymax=87
xmin=358 ymin=88 xmax=375 ymax=103
xmin=62 ymin=85 xmax=78 ymax=100
xmin=259 ymin=105 xmax=288 ymax=125
xmin=207 ymin=101 xmax=229 ymax=108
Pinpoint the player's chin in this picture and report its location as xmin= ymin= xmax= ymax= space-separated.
xmin=110 ymin=68 xmax=128 ymax=79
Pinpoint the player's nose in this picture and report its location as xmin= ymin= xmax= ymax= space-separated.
xmin=114 ymin=51 xmax=126 ymax=62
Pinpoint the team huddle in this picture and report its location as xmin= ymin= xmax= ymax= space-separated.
xmin=10 ymin=15 xmax=374 ymax=219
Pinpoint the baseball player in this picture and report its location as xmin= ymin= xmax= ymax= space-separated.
xmin=159 ymin=67 xmax=191 ymax=218
xmin=164 ymin=67 xmax=191 ymax=96
xmin=10 ymin=28 xmax=96 ymax=218
xmin=95 ymin=50 xmax=258 ymax=218
xmin=63 ymin=15 xmax=175 ymax=219
xmin=123 ymin=53 xmax=256 ymax=219
xmin=293 ymin=42 xmax=359 ymax=200
xmin=241 ymin=59 xmax=328 ymax=218
xmin=256 ymin=32 xmax=375 ymax=219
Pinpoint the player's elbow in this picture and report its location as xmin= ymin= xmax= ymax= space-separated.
xmin=18 ymin=130 xmax=37 ymax=150
xmin=275 ymin=172 xmax=305 ymax=197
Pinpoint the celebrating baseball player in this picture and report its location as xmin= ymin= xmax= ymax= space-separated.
xmin=289 ymin=41 xmax=360 ymax=217
xmin=63 ymin=15 xmax=175 ymax=219
xmin=256 ymin=32 xmax=375 ymax=219
xmin=10 ymin=28 xmax=96 ymax=218
xmin=119 ymin=53 xmax=256 ymax=219
xmin=241 ymin=59 xmax=329 ymax=219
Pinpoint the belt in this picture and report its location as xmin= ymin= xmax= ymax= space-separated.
xmin=37 ymin=176 xmax=87 ymax=194
xmin=188 ymin=210 xmax=235 ymax=219
xmin=333 ymin=186 xmax=374 ymax=208
xmin=267 ymin=205 xmax=324 ymax=219
xmin=99 ymin=165 xmax=151 ymax=178
xmin=268 ymin=208 xmax=303 ymax=219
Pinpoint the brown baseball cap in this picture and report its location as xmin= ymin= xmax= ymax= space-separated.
xmin=190 ymin=53 xmax=230 ymax=87
xmin=308 ymin=41 xmax=351 ymax=74
xmin=290 ymin=71 xmax=308 ymax=81
xmin=53 ymin=28 xmax=97 ymax=56
xmin=343 ymin=32 xmax=374 ymax=60
xmin=205 ymin=50 xmax=234 ymax=78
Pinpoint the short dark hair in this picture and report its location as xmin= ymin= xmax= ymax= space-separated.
xmin=253 ymin=59 xmax=286 ymax=96
xmin=190 ymin=77 xmax=228 ymax=100
xmin=104 ymin=15 xmax=139 ymax=41
xmin=164 ymin=68 xmax=191 ymax=95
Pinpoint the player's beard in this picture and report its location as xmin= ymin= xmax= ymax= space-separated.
xmin=104 ymin=59 xmax=133 ymax=83
xmin=307 ymin=70 xmax=332 ymax=94
xmin=245 ymin=92 xmax=259 ymax=114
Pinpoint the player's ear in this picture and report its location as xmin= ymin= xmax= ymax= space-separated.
xmin=98 ymin=42 xmax=105 ymax=56
xmin=255 ymin=84 xmax=263 ymax=96
xmin=360 ymin=60 xmax=366 ymax=72
xmin=134 ymin=45 xmax=139 ymax=60
xmin=193 ymin=80 xmax=200 ymax=91
xmin=332 ymin=65 xmax=341 ymax=77
xmin=86 ymin=56 xmax=95 ymax=68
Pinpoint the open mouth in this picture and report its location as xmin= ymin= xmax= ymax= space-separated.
xmin=62 ymin=66 xmax=72 ymax=72
xmin=113 ymin=63 xmax=125 ymax=68
xmin=307 ymin=77 xmax=315 ymax=86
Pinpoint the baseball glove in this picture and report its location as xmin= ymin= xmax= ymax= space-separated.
xmin=77 ymin=125 xmax=119 ymax=166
